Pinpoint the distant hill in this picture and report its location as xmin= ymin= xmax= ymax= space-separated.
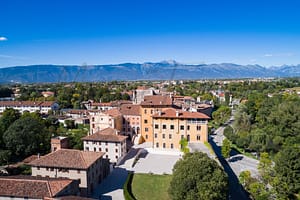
xmin=0 ymin=61 xmax=300 ymax=83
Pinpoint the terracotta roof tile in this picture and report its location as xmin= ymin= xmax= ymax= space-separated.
xmin=119 ymin=104 xmax=141 ymax=116
xmin=152 ymin=108 xmax=210 ymax=119
xmin=82 ymin=128 xmax=127 ymax=142
xmin=29 ymin=149 xmax=104 ymax=169
xmin=104 ymin=108 xmax=122 ymax=117
xmin=0 ymin=101 xmax=55 ymax=107
xmin=0 ymin=176 xmax=75 ymax=198
xmin=141 ymin=95 xmax=173 ymax=106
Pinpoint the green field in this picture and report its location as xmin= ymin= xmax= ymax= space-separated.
xmin=131 ymin=173 xmax=172 ymax=200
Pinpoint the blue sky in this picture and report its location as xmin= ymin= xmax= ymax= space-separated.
xmin=1 ymin=0 xmax=300 ymax=67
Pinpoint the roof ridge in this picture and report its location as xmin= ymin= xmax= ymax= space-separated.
xmin=46 ymin=180 xmax=53 ymax=197
xmin=80 ymin=151 xmax=88 ymax=168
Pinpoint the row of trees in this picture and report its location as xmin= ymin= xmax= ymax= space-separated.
xmin=223 ymin=92 xmax=300 ymax=199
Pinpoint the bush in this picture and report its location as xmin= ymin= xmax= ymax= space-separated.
xmin=123 ymin=172 xmax=136 ymax=200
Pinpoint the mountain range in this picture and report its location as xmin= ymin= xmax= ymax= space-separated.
xmin=0 ymin=61 xmax=300 ymax=83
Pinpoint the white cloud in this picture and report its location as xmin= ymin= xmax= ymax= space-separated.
xmin=0 ymin=36 xmax=8 ymax=41
xmin=0 ymin=54 xmax=13 ymax=58
xmin=263 ymin=52 xmax=294 ymax=58
xmin=263 ymin=54 xmax=273 ymax=57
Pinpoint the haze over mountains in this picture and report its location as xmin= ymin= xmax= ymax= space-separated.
xmin=0 ymin=61 xmax=300 ymax=83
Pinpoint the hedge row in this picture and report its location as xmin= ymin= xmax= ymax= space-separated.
xmin=123 ymin=172 xmax=136 ymax=200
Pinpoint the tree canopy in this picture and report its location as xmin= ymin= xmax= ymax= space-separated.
xmin=169 ymin=152 xmax=228 ymax=200
xmin=3 ymin=116 xmax=51 ymax=159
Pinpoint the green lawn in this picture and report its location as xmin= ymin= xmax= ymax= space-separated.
xmin=131 ymin=173 xmax=172 ymax=200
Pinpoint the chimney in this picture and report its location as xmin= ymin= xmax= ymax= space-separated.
xmin=176 ymin=110 xmax=179 ymax=117
xmin=158 ymin=110 xmax=162 ymax=116
xmin=37 ymin=153 xmax=40 ymax=159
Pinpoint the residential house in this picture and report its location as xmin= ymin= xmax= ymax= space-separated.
xmin=152 ymin=108 xmax=210 ymax=150
xmin=82 ymin=127 xmax=127 ymax=164
xmin=29 ymin=149 xmax=110 ymax=196
xmin=89 ymin=108 xmax=122 ymax=135
xmin=119 ymin=104 xmax=141 ymax=138
xmin=0 ymin=175 xmax=80 ymax=199
xmin=0 ymin=101 xmax=59 ymax=114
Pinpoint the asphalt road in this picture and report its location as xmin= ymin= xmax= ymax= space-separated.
xmin=210 ymin=119 xmax=256 ymax=200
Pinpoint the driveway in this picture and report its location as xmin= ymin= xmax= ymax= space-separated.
xmin=92 ymin=167 xmax=128 ymax=200
xmin=131 ymin=152 xmax=181 ymax=174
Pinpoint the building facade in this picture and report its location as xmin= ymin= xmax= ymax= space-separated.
xmin=0 ymin=101 xmax=59 ymax=114
xmin=152 ymin=108 xmax=210 ymax=150
xmin=140 ymin=95 xmax=173 ymax=143
xmin=119 ymin=104 xmax=141 ymax=138
xmin=82 ymin=128 xmax=127 ymax=164
xmin=89 ymin=108 xmax=122 ymax=135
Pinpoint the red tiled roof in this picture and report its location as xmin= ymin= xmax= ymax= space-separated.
xmin=0 ymin=176 xmax=74 ymax=198
xmin=82 ymin=128 xmax=127 ymax=142
xmin=119 ymin=104 xmax=141 ymax=116
xmin=152 ymin=108 xmax=210 ymax=119
xmin=104 ymin=108 xmax=122 ymax=117
xmin=29 ymin=149 xmax=104 ymax=169
xmin=64 ymin=109 xmax=88 ymax=115
xmin=141 ymin=95 xmax=173 ymax=106
xmin=0 ymin=101 xmax=55 ymax=107
xmin=91 ymin=102 xmax=112 ymax=106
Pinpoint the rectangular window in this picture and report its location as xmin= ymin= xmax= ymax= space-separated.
xmin=180 ymin=125 xmax=184 ymax=130
xmin=197 ymin=125 xmax=201 ymax=131
xmin=146 ymin=134 xmax=148 ymax=139
xmin=155 ymin=133 xmax=157 ymax=138
xmin=197 ymin=135 xmax=201 ymax=141
xmin=187 ymin=125 xmax=190 ymax=130
xmin=162 ymin=134 xmax=165 ymax=139
xmin=163 ymin=143 xmax=166 ymax=148
xmin=105 ymin=148 xmax=108 ymax=152
xmin=145 ymin=127 xmax=148 ymax=132
xmin=85 ymin=147 xmax=89 ymax=151
xmin=169 ymin=134 xmax=172 ymax=139
xmin=144 ymin=109 xmax=147 ymax=114
xmin=115 ymin=149 xmax=118 ymax=153
xmin=154 ymin=124 xmax=159 ymax=129
xmin=94 ymin=147 xmax=96 ymax=152
xmin=156 ymin=142 xmax=159 ymax=148
xmin=144 ymin=119 xmax=148 ymax=124
xmin=171 ymin=143 xmax=174 ymax=149
xmin=99 ymin=148 xmax=102 ymax=152
xmin=170 ymin=125 xmax=174 ymax=130
xmin=162 ymin=124 xmax=167 ymax=129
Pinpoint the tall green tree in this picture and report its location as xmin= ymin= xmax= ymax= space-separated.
xmin=221 ymin=138 xmax=231 ymax=158
xmin=212 ymin=106 xmax=231 ymax=126
xmin=3 ymin=117 xmax=51 ymax=159
xmin=169 ymin=152 xmax=228 ymax=200
xmin=274 ymin=146 xmax=300 ymax=199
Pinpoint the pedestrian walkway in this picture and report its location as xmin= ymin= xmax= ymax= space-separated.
xmin=92 ymin=167 xmax=128 ymax=200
